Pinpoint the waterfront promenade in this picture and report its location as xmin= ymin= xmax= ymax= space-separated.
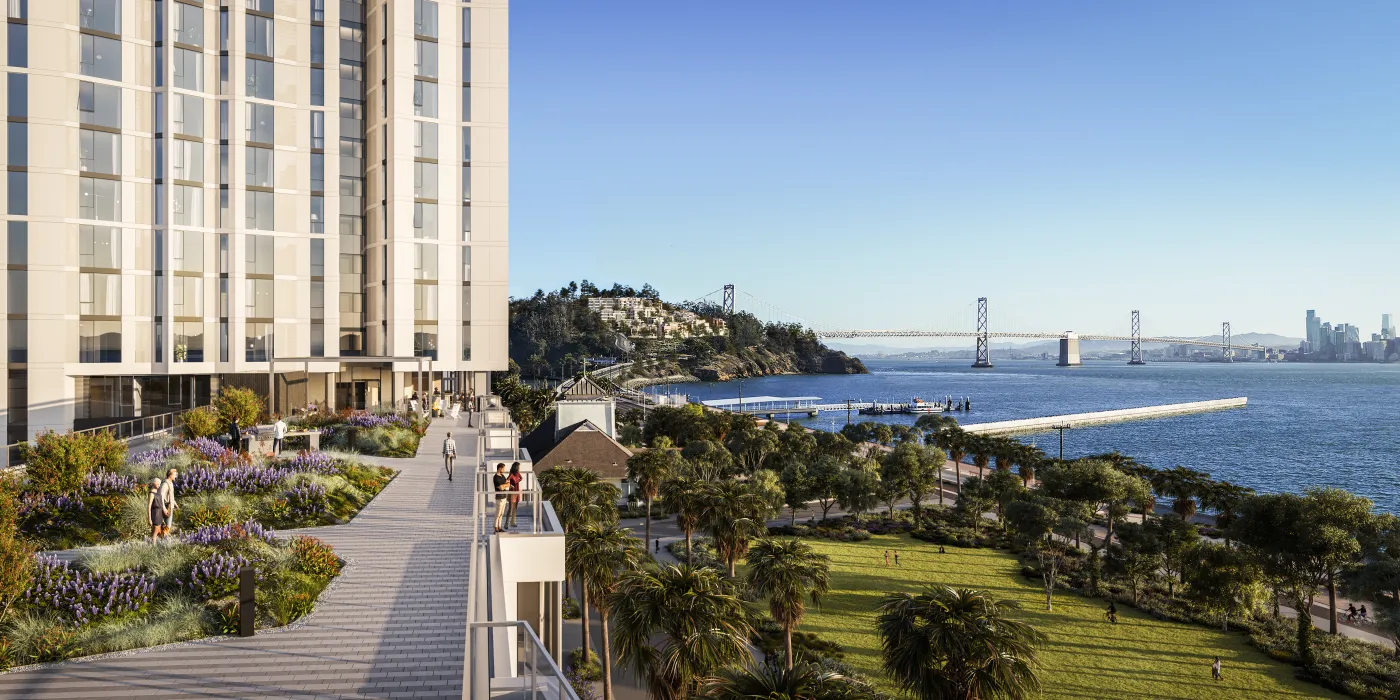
xmin=0 ymin=417 xmax=473 ymax=699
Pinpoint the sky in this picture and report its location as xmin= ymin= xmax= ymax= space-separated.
xmin=509 ymin=1 xmax=1400 ymax=342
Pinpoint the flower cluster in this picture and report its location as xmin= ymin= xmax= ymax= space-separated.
xmin=17 ymin=492 xmax=86 ymax=521
xmin=185 ymin=437 xmax=230 ymax=462
xmin=128 ymin=446 xmax=181 ymax=469
xmin=181 ymin=464 xmax=295 ymax=495
xmin=23 ymin=555 xmax=155 ymax=626
xmin=182 ymin=520 xmax=278 ymax=546
xmin=83 ymin=470 xmax=140 ymax=497
xmin=177 ymin=553 xmax=256 ymax=600
xmin=286 ymin=451 xmax=342 ymax=476
xmin=286 ymin=482 xmax=329 ymax=519
xmin=345 ymin=412 xmax=411 ymax=429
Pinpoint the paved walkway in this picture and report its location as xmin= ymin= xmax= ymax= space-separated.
xmin=0 ymin=416 xmax=475 ymax=700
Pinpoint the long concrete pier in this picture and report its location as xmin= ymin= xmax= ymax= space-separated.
xmin=960 ymin=397 xmax=1248 ymax=436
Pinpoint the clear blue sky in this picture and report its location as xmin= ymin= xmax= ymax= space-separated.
xmin=510 ymin=1 xmax=1400 ymax=341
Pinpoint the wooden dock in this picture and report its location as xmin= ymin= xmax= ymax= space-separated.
xmin=960 ymin=397 xmax=1248 ymax=436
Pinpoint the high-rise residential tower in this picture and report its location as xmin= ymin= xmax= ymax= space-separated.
xmin=1 ymin=0 xmax=507 ymax=440
xmin=1305 ymin=309 xmax=1319 ymax=352
xmin=1383 ymin=313 xmax=1394 ymax=340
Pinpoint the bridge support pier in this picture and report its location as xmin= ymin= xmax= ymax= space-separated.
xmin=971 ymin=297 xmax=993 ymax=368
xmin=1057 ymin=332 xmax=1082 ymax=367
xmin=1128 ymin=310 xmax=1146 ymax=365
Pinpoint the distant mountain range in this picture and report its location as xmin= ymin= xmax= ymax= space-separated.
xmin=830 ymin=332 xmax=1304 ymax=358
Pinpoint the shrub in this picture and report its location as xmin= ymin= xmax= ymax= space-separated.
xmin=569 ymin=647 xmax=602 ymax=681
xmin=287 ymin=482 xmax=329 ymax=520
xmin=84 ymin=430 xmax=127 ymax=474
xmin=214 ymin=387 xmax=264 ymax=430
xmin=563 ymin=595 xmax=581 ymax=620
xmin=180 ymin=406 xmax=223 ymax=439
xmin=178 ymin=553 xmax=255 ymax=601
xmin=0 ymin=474 xmax=34 ymax=627
xmin=28 ymin=623 xmax=81 ymax=663
xmin=262 ymin=497 xmax=292 ymax=522
xmin=214 ymin=601 xmax=241 ymax=634
xmin=185 ymin=505 xmax=239 ymax=529
xmin=22 ymin=431 xmax=97 ymax=495
xmin=265 ymin=589 xmax=317 ymax=626
xmin=290 ymin=536 xmax=341 ymax=579
xmin=0 ymin=637 xmax=11 ymax=671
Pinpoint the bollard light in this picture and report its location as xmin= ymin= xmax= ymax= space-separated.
xmin=239 ymin=566 xmax=256 ymax=637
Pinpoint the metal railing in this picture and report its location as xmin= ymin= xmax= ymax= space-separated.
xmin=2 ymin=411 xmax=182 ymax=469
xmin=470 ymin=620 xmax=578 ymax=700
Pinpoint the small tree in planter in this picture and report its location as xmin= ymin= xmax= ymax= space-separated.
xmin=181 ymin=406 xmax=223 ymax=439
xmin=215 ymin=387 xmax=264 ymax=429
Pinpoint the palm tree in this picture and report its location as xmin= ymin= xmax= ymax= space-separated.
xmin=1150 ymin=466 xmax=1211 ymax=519
xmin=626 ymin=447 xmax=681 ymax=550
xmin=1199 ymin=480 xmax=1254 ymax=544
xmin=1015 ymin=445 xmax=1045 ymax=488
xmin=746 ymin=539 xmax=832 ymax=669
xmin=968 ymin=435 xmax=993 ymax=480
xmin=704 ymin=480 xmax=770 ymax=577
xmin=567 ymin=525 xmax=647 ymax=700
xmin=660 ymin=474 xmax=707 ymax=564
xmin=932 ymin=425 xmax=968 ymax=496
xmin=992 ymin=437 xmax=1017 ymax=473
xmin=540 ymin=465 xmax=621 ymax=534
xmin=610 ymin=564 xmax=754 ymax=700
xmin=541 ymin=466 xmax=620 ymax=668
xmin=876 ymin=586 xmax=1046 ymax=700
xmin=700 ymin=661 xmax=877 ymax=700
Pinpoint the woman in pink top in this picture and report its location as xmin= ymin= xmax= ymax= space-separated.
xmin=506 ymin=463 xmax=523 ymax=528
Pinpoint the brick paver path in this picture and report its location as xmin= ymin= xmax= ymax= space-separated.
xmin=0 ymin=416 xmax=476 ymax=699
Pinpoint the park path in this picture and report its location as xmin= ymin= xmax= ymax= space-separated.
xmin=0 ymin=415 xmax=475 ymax=700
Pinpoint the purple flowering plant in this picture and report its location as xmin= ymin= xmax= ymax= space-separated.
xmin=286 ymin=482 xmax=329 ymax=519
xmin=182 ymin=520 xmax=278 ymax=547
xmin=177 ymin=553 xmax=261 ymax=601
xmin=23 ymin=555 xmax=155 ymax=626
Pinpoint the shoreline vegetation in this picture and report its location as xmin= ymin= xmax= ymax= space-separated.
xmin=553 ymin=404 xmax=1400 ymax=700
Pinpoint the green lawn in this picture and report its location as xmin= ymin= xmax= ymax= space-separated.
xmin=797 ymin=534 xmax=1339 ymax=699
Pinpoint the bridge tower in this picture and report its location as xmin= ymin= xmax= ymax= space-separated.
xmin=1128 ymin=310 xmax=1145 ymax=365
xmin=722 ymin=284 xmax=735 ymax=315
xmin=1222 ymin=322 xmax=1233 ymax=362
xmin=972 ymin=297 xmax=993 ymax=368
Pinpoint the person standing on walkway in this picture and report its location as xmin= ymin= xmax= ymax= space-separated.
xmin=442 ymin=432 xmax=457 ymax=481
xmin=158 ymin=468 xmax=179 ymax=538
xmin=272 ymin=415 xmax=288 ymax=455
xmin=506 ymin=463 xmax=523 ymax=528
xmin=492 ymin=463 xmax=509 ymax=532
xmin=146 ymin=478 xmax=164 ymax=542
xmin=1211 ymin=656 xmax=1222 ymax=681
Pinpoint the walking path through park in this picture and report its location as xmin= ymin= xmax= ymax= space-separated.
xmin=0 ymin=416 xmax=475 ymax=700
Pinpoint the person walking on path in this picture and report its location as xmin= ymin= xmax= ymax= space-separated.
xmin=894 ymin=551 xmax=901 ymax=566
xmin=442 ymin=432 xmax=457 ymax=481
xmin=506 ymin=463 xmax=523 ymax=528
xmin=272 ymin=415 xmax=288 ymax=455
xmin=146 ymin=478 xmax=163 ymax=542
xmin=884 ymin=550 xmax=890 ymax=567
xmin=1211 ymin=656 xmax=1222 ymax=681
xmin=158 ymin=468 xmax=179 ymax=538
xmin=492 ymin=463 xmax=509 ymax=533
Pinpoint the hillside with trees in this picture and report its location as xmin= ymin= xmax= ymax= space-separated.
xmin=508 ymin=281 xmax=866 ymax=382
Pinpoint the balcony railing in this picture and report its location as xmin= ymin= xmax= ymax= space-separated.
xmin=468 ymin=620 xmax=578 ymax=700
xmin=2 ymin=411 xmax=182 ymax=469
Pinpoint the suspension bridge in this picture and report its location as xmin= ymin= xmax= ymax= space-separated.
xmin=687 ymin=285 xmax=1264 ymax=367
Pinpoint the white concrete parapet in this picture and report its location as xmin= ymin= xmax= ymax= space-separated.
xmin=962 ymin=397 xmax=1248 ymax=436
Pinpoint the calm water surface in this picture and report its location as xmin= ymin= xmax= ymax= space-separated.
xmin=667 ymin=359 xmax=1400 ymax=513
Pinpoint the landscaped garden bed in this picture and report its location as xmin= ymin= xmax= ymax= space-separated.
xmin=0 ymin=526 xmax=343 ymax=670
xmin=16 ymin=436 xmax=396 ymax=551
xmin=286 ymin=409 xmax=430 ymax=458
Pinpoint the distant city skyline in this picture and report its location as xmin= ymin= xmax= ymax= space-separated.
xmin=510 ymin=1 xmax=1400 ymax=338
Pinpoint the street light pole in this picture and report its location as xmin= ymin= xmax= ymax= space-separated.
xmin=1051 ymin=424 xmax=1071 ymax=461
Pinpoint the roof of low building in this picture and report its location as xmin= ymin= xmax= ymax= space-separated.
xmin=528 ymin=419 xmax=633 ymax=479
